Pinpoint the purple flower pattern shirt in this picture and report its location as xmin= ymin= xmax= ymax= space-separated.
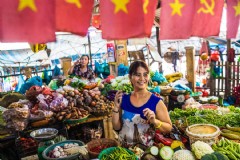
xmin=72 ymin=64 xmax=95 ymax=81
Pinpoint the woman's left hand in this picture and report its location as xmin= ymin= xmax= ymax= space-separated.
xmin=143 ymin=108 xmax=156 ymax=124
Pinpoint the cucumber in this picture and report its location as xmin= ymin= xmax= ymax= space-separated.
xmin=221 ymin=129 xmax=240 ymax=136
xmin=226 ymin=124 xmax=240 ymax=132
xmin=150 ymin=146 xmax=159 ymax=156
xmin=159 ymin=146 xmax=174 ymax=160
xmin=220 ymin=132 xmax=240 ymax=140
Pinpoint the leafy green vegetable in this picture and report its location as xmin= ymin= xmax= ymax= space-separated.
xmin=100 ymin=84 xmax=113 ymax=96
xmin=170 ymin=108 xmax=240 ymax=127
xmin=70 ymin=81 xmax=86 ymax=90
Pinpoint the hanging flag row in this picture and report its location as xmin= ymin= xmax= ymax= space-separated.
xmin=0 ymin=0 xmax=239 ymax=43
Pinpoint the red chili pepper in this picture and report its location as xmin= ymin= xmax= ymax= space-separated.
xmin=180 ymin=136 xmax=188 ymax=144
xmin=154 ymin=133 xmax=173 ymax=146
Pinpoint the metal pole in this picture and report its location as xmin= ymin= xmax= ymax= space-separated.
xmin=156 ymin=27 xmax=162 ymax=57
xmin=88 ymin=34 xmax=92 ymax=67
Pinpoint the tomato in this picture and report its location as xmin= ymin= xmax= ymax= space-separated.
xmin=201 ymin=90 xmax=209 ymax=97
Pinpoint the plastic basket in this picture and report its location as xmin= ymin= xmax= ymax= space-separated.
xmin=86 ymin=138 xmax=119 ymax=159
xmin=64 ymin=115 xmax=89 ymax=125
xmin=42 ymin=140 xmax=85 ymax=160
xmin=98 ymin=147 xmax=137 ymax=160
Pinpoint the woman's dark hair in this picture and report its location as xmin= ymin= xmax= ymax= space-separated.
xmin=129 ymin=60 xmax=149 ymax=76
xmin=80 ymin=55 xmax=90 ymax=64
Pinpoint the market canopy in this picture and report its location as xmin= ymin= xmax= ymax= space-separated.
xmin=0 ymin=49 xmax=49 ymax=68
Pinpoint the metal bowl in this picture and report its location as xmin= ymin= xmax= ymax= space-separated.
xmin=30 ymin=128 xmax=58 ymax=142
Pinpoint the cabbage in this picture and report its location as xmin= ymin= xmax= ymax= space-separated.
xmin=191 ymin=141 xmax=214 ymax=159
xmin=171 ymin=150 xmax=196 ymax=160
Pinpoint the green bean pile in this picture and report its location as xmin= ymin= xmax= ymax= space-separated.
xmin=101 ymin=147 xmax=136 ymax=160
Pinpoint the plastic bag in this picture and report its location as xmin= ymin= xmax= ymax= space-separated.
xmin=103 ymin=64 xmax=110 ymax=78
xmin=15 ymin=74 xmax=25 ymax=92
xmin=149 ymin=86 xmax=161 ymax=94
xmin=174 ymin=84 xmax=192 ymax=93
xmin=118 ymin=64 xmax=129 ymax=76
xmin=42 ymin=69 xmax=51 ymax=85
xmin=95 ymin=61 xmax=104 ymax=74
xmin=3 ymin=107 xmax=29 ymax=131
xmin=152 ymin=71 xmax=167 ymax=84
xmin=49 ymin=96 xmax=68 ymax=112
xmin=19 ymin=76 xmax=42 ymax=94
xmin=53 ymin=65 xmax=61 ymax=77
xmin=37 ymin=94 xmax=49 ymax=110
xmin=48 ymin=80 xmax=58 ymax=90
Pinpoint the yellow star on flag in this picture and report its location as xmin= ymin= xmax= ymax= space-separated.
xmin=143 ymin=0 xmax=149 ymax=14
xmin=111 ymin=0 xmax=130 ymax=14
xmin=169 ymin=0 xmax=185 ymax=16
xmin=65 ymin=0 xmax=82 ymax=8
xmin=18 ymin=0 xmax=37 ymax=12
xmin=233 ymin=1 xmax=240 ymax=16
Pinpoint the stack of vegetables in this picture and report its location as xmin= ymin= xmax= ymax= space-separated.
xmin=212 ymin=138 xmax=240 ymax=160
xmin=138 ymin=138 xmax=234 ymax=160
xmin=1 ymin=81 xmax=115 ymax=130
xmin=221 ymin=125 xmax=240 ymax=140
xmin=170 ymin=107 xmax=240 ymax=128
xmin=100 ymin=74 xmax=162 ymax=100
xmin=109 ymin=75 xmax=133 ymax=94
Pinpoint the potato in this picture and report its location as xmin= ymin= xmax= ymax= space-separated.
xmin=58 ymin=116 xmax=63 ymax=121
xmin=65 ymin=113 xmax=71 ymax=119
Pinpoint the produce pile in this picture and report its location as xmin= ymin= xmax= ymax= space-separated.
xmin=212 ymin=138 xmax=240 ymax=160
xmin=102 ymin=75 xmax=133 ymax=94
xmin=58 ymin=86 xmax=114 ymax=118
xmin=47 ymin=142 xmax=88 ymax=159
xmin=99 ymin=147 xmax=136 ymax=160
xmin=16 ymin=137 xmax=38 ymax=153
xmin=221 ymin=125 xmax=240 ymax=140
xmin=170 ymin=107 xmax=240 ymax=128
xmin=138 ymin=138 xmax=237 ymax=160
xmin=2 ymin=80 xmax=114 ymax=130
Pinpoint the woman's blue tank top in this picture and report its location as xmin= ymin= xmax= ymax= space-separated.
xmin=118 ymin=93 xmax=162 ymax=147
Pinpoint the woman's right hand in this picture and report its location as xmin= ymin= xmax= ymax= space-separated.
xmin=74 ymin=60 xmax=80 ymax=66
xmin=114 ymin=90 xmax=123 ymax=109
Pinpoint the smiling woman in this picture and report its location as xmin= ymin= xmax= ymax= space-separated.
xmin=112 ymin=60 xmax=172 ymax=148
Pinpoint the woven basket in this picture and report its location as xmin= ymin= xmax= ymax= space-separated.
xmin=160 ymin=86 xmax=173 ymax=95
xmin=186 ymin=124 xmax=220 ymax=146
xmin=86 ymin=138 xmax=119 ymax=159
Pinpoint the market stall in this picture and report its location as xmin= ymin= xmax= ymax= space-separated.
xmin=1 ymin=0 xmax=240 ymax=160
xmin=0 ymin=67 xmax=239 ymax=160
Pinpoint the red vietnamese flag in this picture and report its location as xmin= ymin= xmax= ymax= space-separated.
xmin=159 ymin=0 xmax=195 ymax=40
xmin=143 ymin=0 xmax=158 ymax=36
xmin=227 ymin=0 xmax=240 ymax=39
xmin=0 ymin=1 xmax=2 ymax=40
xmin=92 ymin=14 xmax=101 ymax=29
xmin=101 ymin=0 xmax=153 ymax=39
xmin=1 ymin=0 xmax=55 ymax=43
xmin=56 ymin=0 xmax=94 ymax=36
xmin=191 ymin=0 xmax=224 ymax=37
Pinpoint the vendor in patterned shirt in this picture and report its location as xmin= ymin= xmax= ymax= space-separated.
xmin=68 ymin=55 xmax=95 ymax=81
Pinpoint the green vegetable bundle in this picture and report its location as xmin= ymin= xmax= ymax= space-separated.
xmin=99 ymin=147 xmax=136 ymax=160
xmin=212 ymin=138 xmax=240 ymax=160
xmin=170 ymin=108 xmax=240 ymax=127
